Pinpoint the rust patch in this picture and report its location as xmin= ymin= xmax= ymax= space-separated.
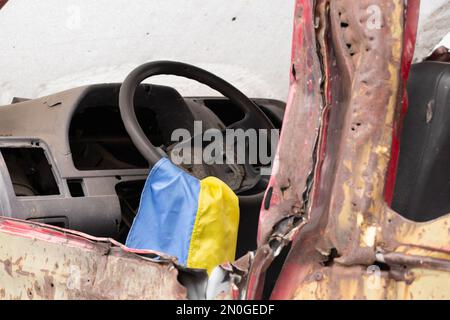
xmin=42 ymin=275 xmax=56 ymax=300
xmin=3 ymin=258 xmax=12 ymax=277
xmin=0 ymin=217 xmax=188 ymax=300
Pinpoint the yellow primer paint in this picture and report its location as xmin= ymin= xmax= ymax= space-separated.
xmin=391 ymin=212 xmax=450 ymax=252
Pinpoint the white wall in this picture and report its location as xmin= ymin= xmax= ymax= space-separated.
xmin=414 ymin=0 xmax=450 ymax=61
xmin=0 ymin=0 xmax=295 ymax=105
xmin=0 ymin=1 xmax=448 ymax=106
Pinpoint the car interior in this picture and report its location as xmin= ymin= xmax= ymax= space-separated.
xmin=0 ymin=59 xmax=448 ymax=262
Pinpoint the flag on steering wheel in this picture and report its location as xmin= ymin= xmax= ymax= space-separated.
xmin=125 ymin=157 xmax=240 ymax=275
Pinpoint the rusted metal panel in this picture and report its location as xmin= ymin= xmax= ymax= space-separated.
xmin=247 ymin=0 xmax=450 ymax=300
xmin=0 ymin=217 xmax=187 ymax=299
xmin=313 ymin=0 xmax=407 ymax=266
xmin=257 ymin=0 xmax=324 ymax=246
xmin=291 ymin=265 xmax=450 ymax=300
xmin=245 ymin=0 xmax=324 ymax=299
xmin=379 ymin=207 xmax=450 ymax=259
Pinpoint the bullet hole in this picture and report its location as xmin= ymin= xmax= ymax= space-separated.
xmin=346 ymin=43 xmax=356 ymax=57
xmin=323 ymin=248 xmax=340 ymax=266
xmin=341 ymin=22 xmax=349 ymax=28
xmin=232 ymin=17 xmax=237 ymax=21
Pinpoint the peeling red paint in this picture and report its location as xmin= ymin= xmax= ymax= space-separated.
xmin=384 ymin=0 xmax=420 ymax=205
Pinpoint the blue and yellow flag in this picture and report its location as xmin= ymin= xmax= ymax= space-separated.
xmin=126 ymin=157 xmax=240 ymax=274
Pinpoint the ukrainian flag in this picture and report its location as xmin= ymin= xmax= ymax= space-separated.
xmin=126 ymin=157 xmax=240 ymax=274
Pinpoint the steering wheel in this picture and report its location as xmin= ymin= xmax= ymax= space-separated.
xmin=118 ymin=61 xmax=275 ymax=170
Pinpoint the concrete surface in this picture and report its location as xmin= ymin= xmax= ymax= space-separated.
xmin=0 ymin=1 xmax=448 ymax=106
xmin=0 ymin=0 xmax=295 ymax=105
